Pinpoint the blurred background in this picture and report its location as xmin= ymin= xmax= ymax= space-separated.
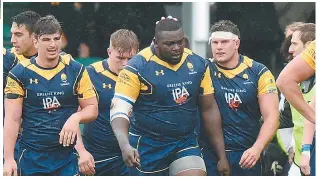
xmin=2 ymin=2 xmax=316 ymax=77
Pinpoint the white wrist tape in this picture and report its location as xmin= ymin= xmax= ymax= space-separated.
xmin=302 ymin=151 xmax=311 ymax=158
xmin=110 ymin=97 xmax=133 ymax=123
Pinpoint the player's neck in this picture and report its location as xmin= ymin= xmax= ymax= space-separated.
xmin=107 ymin=59 xmax=119 ymax=75
xmin=154 ymin=48 xmax=162 ymax=60
xmin=24 ymin=47 xmax=38 ymax=57
xmin=35 ymin=56 xmax=59 ymax=69
xmin=154 ymin=48 xmax=170 ymax=64
xmin=217 ymin=53 xmax=240 ymax=69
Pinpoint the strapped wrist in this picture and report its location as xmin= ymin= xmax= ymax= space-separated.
xmin=301 ymin=144 xmax=311 ymax=158
xmin=301 ymin=144 xmax=311 ymax=152
xmin=302 ymin=151 xmax=311 ymax=158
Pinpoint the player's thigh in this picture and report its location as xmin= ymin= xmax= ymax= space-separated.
xmin=94 ymin=156 xmax=128 ymax=176
xmin=56 ymin=156 xmax=79 ymax=176
xmin=170 ymin=136 xmax=206 ymax=176
xmin=129 ymin=132 xmax=172 ymax=176
xmin=170 ymin=156 xmax=206 ymax=176
xmin=17 ymin=147 xmax=50 ymax=176
xmin=201 ymin=148 xmax=220 ymax=176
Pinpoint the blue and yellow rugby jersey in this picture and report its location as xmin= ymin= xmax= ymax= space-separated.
xmin=82 ymin=59 xmax=121 ymax=159
xmin=114 ymin=46 xmax=214 ymax=141
xmin=301 ymin=40 xmax=315 ymax=70
xmin=3 ymin=48 xmax=67 ymax=87
xmin=3 ymin=47 xmax=33 ymax=88
xmin=4 ymin=54 xmax=96 ymax=151
xmin=201 ymin=55 xmax=277 ymax=151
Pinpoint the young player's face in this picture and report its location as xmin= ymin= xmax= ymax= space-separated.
xmin=108 ymin=47 xmax=137 ymax=74
xmin=211 ymin=38 xmax=239 ymax=64
xmin=10 ymin=22 xmax=34 ymax=55
xmin=156 ymin=29 xmax=185 ymax=65
xmin=35 ymin=32 xmax=62 ymax=61
xmin=289 ymin=31 xmax=307 ymax=58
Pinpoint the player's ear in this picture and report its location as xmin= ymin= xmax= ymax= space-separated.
xmin=235 ymin=39 xmax=240 ymax=50
xmin=107 ymin=48 xmax=111 ymax=57
xmin=153 ymin=38 xmax=159 ymax=48
xmin=33 ymin=34 xmax=39 ymax=49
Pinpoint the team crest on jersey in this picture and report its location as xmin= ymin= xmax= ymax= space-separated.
xmin=61 ymin=73 xmax=67 ymax=82
xmin=243 ymin=73 xmax=253 ymax=84
xmin=60 ymin=73 xmax=70 ymax=86
xmin=187 ymin=62 xmax=197 ymax=75
xmin=187 ymin=62 xmax=194 ymax=71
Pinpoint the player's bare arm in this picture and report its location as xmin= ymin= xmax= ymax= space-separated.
xmin=75 ymin=126 xmax=96 ymax=175
xmin=276 ymin=56 xmax=315 ymax=124
xmin=110 ymin=115 xmax=140 ymax=168
xmin=59 ymin=97 xmax=98 ymax=147
xmin=110 ymin=95 xmax=140 ymax=168
xmin=240 ymin=93 xmax=279 ymax=169
xmin=200 ymin=94 xmax=230 ymax=176
xmin=3 ymin=97 xmax=23 ymax=176
xmin=300 ymin=96 xmax=316 ymax=175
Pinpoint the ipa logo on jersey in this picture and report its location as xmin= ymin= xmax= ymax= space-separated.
xmin=225 ymin=92 xmax=242 ymax=110
xmin=172 ymin=86 xmax=189 ymax=104
xmin=42 ymin=96 xmax=61 ymax=110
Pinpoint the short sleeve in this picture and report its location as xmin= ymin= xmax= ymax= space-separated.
xmin=258 ymin=67 xmax=278 ymax=95
xmin=200 ymin=66 xmax=214 ymax=95
xmin=301 ymin=40 xmax=315 ymax=70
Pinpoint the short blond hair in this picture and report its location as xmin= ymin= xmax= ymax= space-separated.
xmin=109 ymin=29 xmax=139 ymax=54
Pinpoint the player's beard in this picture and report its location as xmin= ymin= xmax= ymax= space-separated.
xmin=159 ymin=49 xmax=183 ymax=65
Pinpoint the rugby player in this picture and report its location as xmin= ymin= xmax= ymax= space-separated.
xmin=80 ymin=29 xmax=139 ymax=176
xmin=200 ymin=20 xmax=279 ymax=176
xmin=3 ymin=15 xmax=98 ymax=176
xmin=110 ymin=19 xmax=230 ymax=176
